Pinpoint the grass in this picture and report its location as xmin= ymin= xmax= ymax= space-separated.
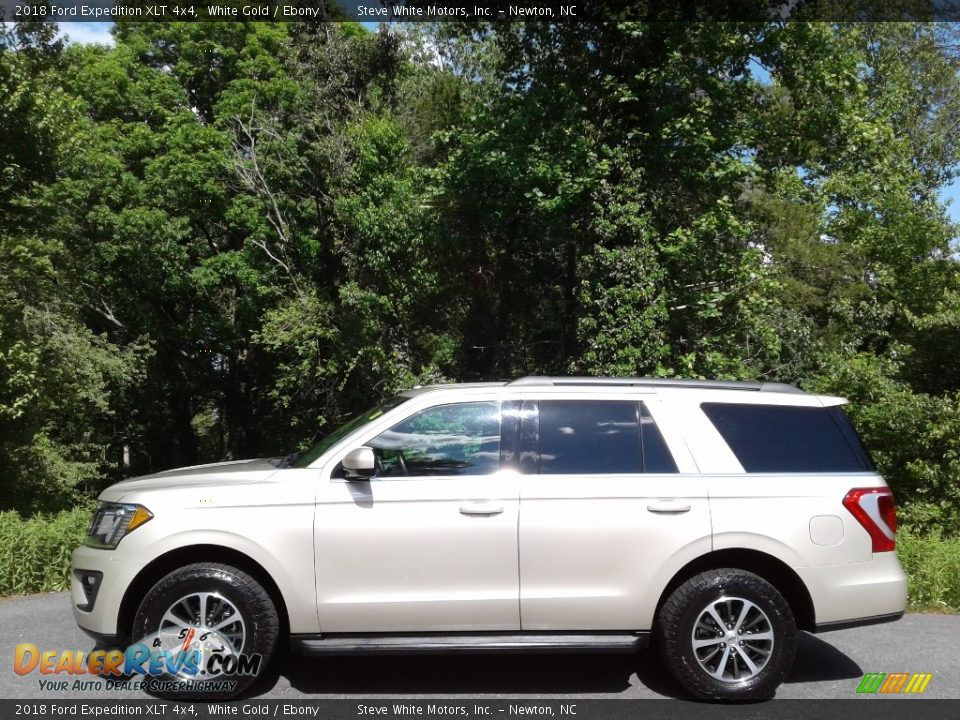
xmin=0 ymin=508 xmax=89 ymax=596
xmin=0 ymin=509 xmax=958 ymax=614
xmin=897 ymin=530 xmax=960 ymax=613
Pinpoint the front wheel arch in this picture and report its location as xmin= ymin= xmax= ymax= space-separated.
xmin=118 ymin=545 xmax=289 ymax=647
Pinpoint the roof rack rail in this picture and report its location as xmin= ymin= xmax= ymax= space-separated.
xmin=507 ymin=376 xmax=804 ymax=394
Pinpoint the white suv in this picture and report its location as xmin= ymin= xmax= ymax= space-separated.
xmin=71 ymin=377 xmax=907 ymax=701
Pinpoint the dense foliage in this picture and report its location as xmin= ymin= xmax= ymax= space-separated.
xmin=1 ymin=20 xmax=959 ymax=536
xmin=0 ymin=508 xmax=88 ymax=595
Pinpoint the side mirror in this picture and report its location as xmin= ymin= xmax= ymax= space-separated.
xmin=342 ymin=446 xmax=376 ymax=480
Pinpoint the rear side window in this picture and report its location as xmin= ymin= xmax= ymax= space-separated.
xmin=701 ymin=403 xmax=872 ymax=473
xmin=537 ymin=401 xmax=677 ymax=474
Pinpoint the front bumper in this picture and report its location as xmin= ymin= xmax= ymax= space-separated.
xmin=71 ymin=544 xmax=144 ymax=639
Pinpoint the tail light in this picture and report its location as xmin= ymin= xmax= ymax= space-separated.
xmin=843 ymin=487 xmax=897 ymax=553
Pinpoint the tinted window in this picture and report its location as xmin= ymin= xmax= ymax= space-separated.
xmin=369 ymin=402 xmax=501 ymax=477
xmin=539 ymin=401 xmax=642 ymax=474
xmin=701 ymin=402 xmax=871 ymax=473
xmin=640 ymin=404 xmax=678 ymax=473
xmin=293 ymin=396 xmax=409 ymax=468
xmin=830 ymin=407 xmax=875 ymax=470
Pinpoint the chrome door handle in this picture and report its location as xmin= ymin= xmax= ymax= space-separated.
xmin=459 ymin=502 xmax=504 ymax=516
xmin=647 ymin=500 xmax=691 ymax=514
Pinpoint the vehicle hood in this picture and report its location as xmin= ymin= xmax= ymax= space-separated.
xmin=99 ymin=458 xmax=282 ymax=502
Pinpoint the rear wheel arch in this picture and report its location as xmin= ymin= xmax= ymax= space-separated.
xmin=117 ymin=545 xmax=290 ymax=645
xmin=654 ymin=548 xmax=816 ymax=632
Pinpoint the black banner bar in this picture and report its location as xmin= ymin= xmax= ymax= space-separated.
xmin=3 ymin=0 xmax=960 ymax=23
xmin=3 ymin=700 xmax=960 ymax=720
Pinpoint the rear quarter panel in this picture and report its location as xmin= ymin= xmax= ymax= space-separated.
xmin=708 ymin=474 xmax=878 ymax=567
xmin=660 ymin=388 xmax=904 ymax=625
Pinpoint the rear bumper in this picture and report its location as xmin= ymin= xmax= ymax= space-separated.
xmin=799 ymin=551 xmax=908 ymax=627
xmin=814 ymin=610 xmax=904 ymax=633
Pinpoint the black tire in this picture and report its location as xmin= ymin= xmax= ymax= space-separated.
xmin=132 ymin=563 xmax=279 ymax=700
xmin=657 ymin=569 xmax=797 ymax=701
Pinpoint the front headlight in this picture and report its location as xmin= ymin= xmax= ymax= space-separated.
xmin=85 ymin=503 xmax=153 ymax=549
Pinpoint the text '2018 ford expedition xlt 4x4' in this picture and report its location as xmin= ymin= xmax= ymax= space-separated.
xmin=72 ymin=376 xmax=907 ymax=701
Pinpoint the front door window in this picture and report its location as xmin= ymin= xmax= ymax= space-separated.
xmin=369 ymin=402 xmax=502 ymax=477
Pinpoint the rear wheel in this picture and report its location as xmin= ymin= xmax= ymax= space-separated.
xmin=132 ymin=563 xmax=279 ymax=700
xmin=657 ymin=569 xmax=797 ymax=701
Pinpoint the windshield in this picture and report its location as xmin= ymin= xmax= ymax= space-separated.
xmin=290 ymin=396 xmax=409 ymax=469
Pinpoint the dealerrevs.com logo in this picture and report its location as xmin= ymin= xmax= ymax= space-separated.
xmin=13 ymin=631 xmax=262 ymax=693
xmin=856 ymin=672 xmax=933 ymax=695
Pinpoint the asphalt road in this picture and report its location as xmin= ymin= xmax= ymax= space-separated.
xmin=2 ymin=592 xmax=957 ymax=700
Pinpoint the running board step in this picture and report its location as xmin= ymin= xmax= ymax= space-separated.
xmin=291 ymin=632 xmax=648 ymax=655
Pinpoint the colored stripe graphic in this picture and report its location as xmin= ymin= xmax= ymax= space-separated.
xmin=857 ymin=673 xmax=886 ymax=693
xmin=880 ymin=673 xmax=909 ymax=693
xmin=857 ymin=672 xmax=932 ymax=694
xmin=904 ymin=674 xmax=933 ymax=694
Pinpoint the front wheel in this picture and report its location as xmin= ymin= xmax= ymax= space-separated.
xmin=657 ymin=569 xmax=797 ymax=701
xmin=132 ymin=563 xmax=279 ymax=700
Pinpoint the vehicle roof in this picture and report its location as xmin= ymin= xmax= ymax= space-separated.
xmin=399 ymin=382 xmax=508 ymax=398
xmin=398 ymin=376 xmax=805 ymax=397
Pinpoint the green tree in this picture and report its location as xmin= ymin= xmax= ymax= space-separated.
xmin=1 ymin=23 xmax=148 ymax=511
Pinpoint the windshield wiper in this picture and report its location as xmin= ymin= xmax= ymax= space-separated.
xmin=272 ymin=452 xmax=301 ymax=469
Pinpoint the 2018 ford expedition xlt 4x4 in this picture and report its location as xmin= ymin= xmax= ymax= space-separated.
xmin=72 ymin=376 xmax=907 ymax=701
